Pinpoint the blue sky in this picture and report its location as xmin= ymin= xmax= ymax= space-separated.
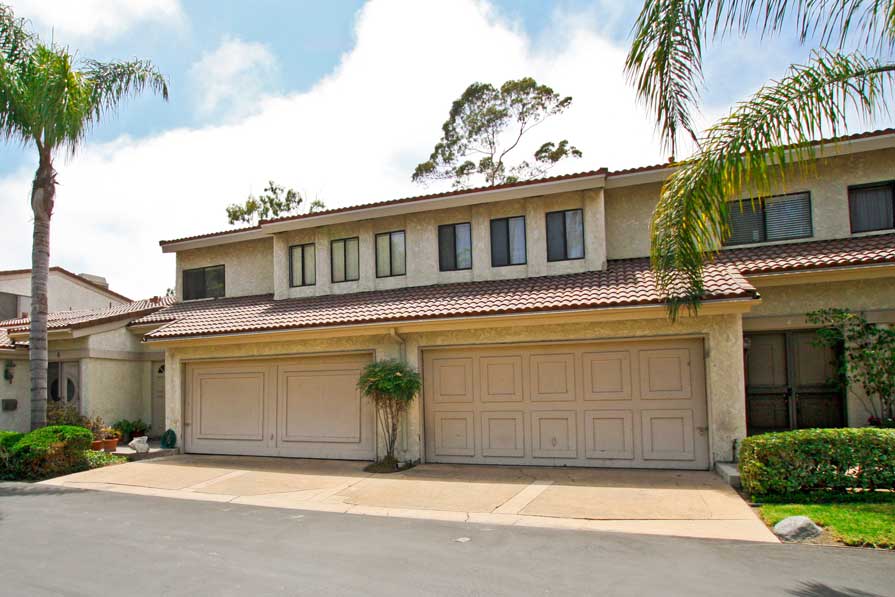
xmin=0 ymin=0 xmax=880 ymax=297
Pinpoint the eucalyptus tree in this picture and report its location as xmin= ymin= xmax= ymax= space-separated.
xmin=0 ymin=5 xmax=168 ymax=428
xmin=626 ymin=0 xmax=895 ymax=313
xmin=413 ymin=77 xmax=582 ymax=189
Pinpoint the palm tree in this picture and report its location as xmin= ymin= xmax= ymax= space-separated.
xmin=626 ymin=1 xmax=895 ymax=314
xmin=0 ymin=5 xmax=168 ymax=429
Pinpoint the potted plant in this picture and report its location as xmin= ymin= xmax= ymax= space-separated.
xmin=87 ymin=416 xmax=105 ymax=451
xmin=100 ymin=427 xmax=121 ymax=452
xmin=357 ymin=359 xmax=421 ymax=472
xmin=112 ymin=419 xmax=134 ymax=443
xmin=130 ymin=419 xmax=150 ymax=439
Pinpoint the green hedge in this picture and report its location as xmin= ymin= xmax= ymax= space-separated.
xmin=1 ymin=425 xmax=93 ymax=480
xmin=739 ymin=428 xmax=895 ymax=497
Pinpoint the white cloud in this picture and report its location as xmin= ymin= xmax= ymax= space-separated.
xmin=0 ymin=0 xmax=678 ymax=299
xmin=8 ymin=0 xmax=184 ymax=41
xmin=190 ymin=36 xmax=279 ymax=118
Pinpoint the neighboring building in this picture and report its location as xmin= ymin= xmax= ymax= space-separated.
xmin=0 ymin=297 xmax=173 ymax=434
xmin=131 ymin=129 xmax=894 ymax=469
xmin=0 ymin=266 xmax=131 ymax=320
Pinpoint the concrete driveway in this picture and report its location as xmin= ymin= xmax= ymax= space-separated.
xmin=42 ymin=455 xmax=776 ymax=542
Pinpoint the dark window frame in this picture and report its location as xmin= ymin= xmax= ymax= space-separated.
xmin=545 ymin=208 xmax=585 ymax=262
xmin=848 ymin=180 xmax=895 ymax=233
xmin=438 ymin=222 xmax=473 ymax=272
xmin=374 ymin=230 xmax=407 ymax=278
xmin=490 ymin=216 xmax=527 ymax=267
xmin=288 ymin=243 xmax=316 ymax=288
xmin=182 ymin=264 xmax=225 ymax=300
xmin=723 ymin=191 xmax=814 ymax=247
xmin=330 ymin=236 xmax=360 ymax=283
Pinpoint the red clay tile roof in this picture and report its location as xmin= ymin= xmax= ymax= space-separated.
xmin=3 ymin=296 xmax=175 ymax=337
xmin=0 ymin=266 xmax=132 ymax=303
xmin=136 ymin=233 xmax=895 ymax=341
xmin=0 ymin=327 xmax=15 ymax=350
xmin=136 ymin=261 xmax=754 ymax=340
xmin=716 ymin=233 xmax=895 ymax=274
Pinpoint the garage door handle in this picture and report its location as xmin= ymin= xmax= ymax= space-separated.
xmin=696 ymin=426 xmax=707 ymax=435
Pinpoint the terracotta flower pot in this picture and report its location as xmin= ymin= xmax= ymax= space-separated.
xmin=102 ymin=438 xmax=119 ymax=453
xmin=91 ymin=440 xmax=103 ymax=451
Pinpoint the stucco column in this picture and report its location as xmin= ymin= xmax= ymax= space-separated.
xmin=706 ymin=314 xmax=747 ymax=462
xmin=272 ymin=233 xmax=289 ymax=300
xmin=165 ymin=350 xmax=184 ymax=447
xmin=583 ymin=188 xmax=606 ymax=271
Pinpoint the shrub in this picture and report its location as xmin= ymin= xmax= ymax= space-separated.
xmin=85 ymin=450 xmax=126 ymax=469
xmin=739 ymin=428 xmax=895 ymax=498
xmin=7 ymin=425 xmax=93 ymax=480
xmin=0 ymin=431 xmax=24 ymax=478
xmin=47 ymin=402 xmax=88 ymax=427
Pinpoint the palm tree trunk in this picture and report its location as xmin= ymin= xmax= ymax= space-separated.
xmin=29 ymin=153 xmax=55 ymax=430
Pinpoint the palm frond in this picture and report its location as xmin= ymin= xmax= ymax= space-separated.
xmin=0 ymin=3 xmax=32 ymax=65
xmin=83 ymin=58 xmax=169 ymax=124
xmin=626 ymin=0 xmax=706 ymax=155
xmin=650 ymin=50 xmax=895 ymax=316
xmin=627 ymin=0 xmax=895 ymax=154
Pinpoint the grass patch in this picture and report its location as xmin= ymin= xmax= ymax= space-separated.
xmin=760 ymin=494 xmax=895 ymax=548
xmin=85 ymin=450 xmax=126 ymax=470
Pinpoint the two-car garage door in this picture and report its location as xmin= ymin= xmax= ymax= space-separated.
xmin=423 ymin=339 xmax=709 ymax=469
xmin=185 ymin=353 xmax=375 ymax=460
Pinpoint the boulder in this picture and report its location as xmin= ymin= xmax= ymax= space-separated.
xmin=773 ymin=516 xmax=822 ymax=541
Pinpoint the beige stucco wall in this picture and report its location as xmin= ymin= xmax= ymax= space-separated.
xmin=175 ymin=190 xmax=606 ymax=302
xmin=175 ymin=237 xmax=274 ymax=300
xmin=605 ymin=147 xmax=895 ymax=260
xmin=161 ymin=311 xmax=746 ymax=465
xmin=0 ymin=271 xmax=128 ymax=313
xmin=0 ymin=354 xmax=30 ymax=432
xmin=80 ymin=358 xmax=149 ymax=424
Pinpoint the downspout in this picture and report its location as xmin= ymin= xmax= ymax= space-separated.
xmin=388 ymin=327 xmax=406 ymax=361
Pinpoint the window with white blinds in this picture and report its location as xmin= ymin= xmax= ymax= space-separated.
xmin=849 ymin=182 xmax=894 ymax=233
xmin=725 ymin=192 xmax=812 ymax=246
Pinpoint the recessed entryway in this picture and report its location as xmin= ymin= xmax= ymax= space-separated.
xmin=744 ymin=331 xmax=844 ymax=434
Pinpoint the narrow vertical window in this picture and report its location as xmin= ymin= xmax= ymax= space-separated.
xmin=438 ymin=222 xmax=472 ymax=271
xmin=289 ymin=243 xmax=316 ymax=287
xmin=546 ymin=209 xmax=585 ymax=262
xmin=375 ymin=230 xmax=406 ymax=277
xmin=849 ymin=183 xmax=894 ymax=233
xmin=490 ymin=216 xmax=526 ymax=267
xmin=331 ymin=237 xmax=360 ymax=282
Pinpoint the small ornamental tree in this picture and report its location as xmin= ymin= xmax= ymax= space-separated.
xmin=808 ymin=308 xmax=895 ymax=424
xmin=357 ymin=359 xmax=421 ymax=469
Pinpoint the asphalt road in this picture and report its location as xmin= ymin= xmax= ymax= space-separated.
xmin=0 ymin=482 xmax=892 ymax=596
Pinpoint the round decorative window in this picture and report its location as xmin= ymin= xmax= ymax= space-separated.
xmin=50 ymin=378 xmax=77 ymax=403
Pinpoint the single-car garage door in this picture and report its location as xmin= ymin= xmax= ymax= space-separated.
xmin=423 ymin=338 xmax=709 ymax=469
xmin=185 ymin=353 xmax=375 ymax=460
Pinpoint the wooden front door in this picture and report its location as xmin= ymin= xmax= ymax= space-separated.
xmin=745 ymin=331 xmax=843 ymax=434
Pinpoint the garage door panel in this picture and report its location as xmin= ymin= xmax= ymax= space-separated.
xmin=641 ymin=409 xmax=695 ymax=461
xmin=279 ymin=368 xmax=362 ymax=443
xmin=481 ymin=411 xmax=524 ymax=457
xmin=585 ymin=410 xmax=634 ymax=460
xmin=583 ymin=351 xmax=632 ymax=401
xmin=639 ymin=349 xmax=693 ymax=400
xmin=432 ymin=357 xmax=475 ymax=403
xmin=480 ymin=356 xmax=524 ymax=403
xmin=531 ymin=411 xmax=577 ymax=458
xmin=194 ymin=371 xmax=266 ymax=441
xmin=433 ymin=412 xmax=475 ymax=456
xmin=530 ymin=353 xmax=576 ymax=402
xmin=186 ymin=354 xmax=374 ymax=460
xmin=424 ymin=338 xmax=708 ymax=469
